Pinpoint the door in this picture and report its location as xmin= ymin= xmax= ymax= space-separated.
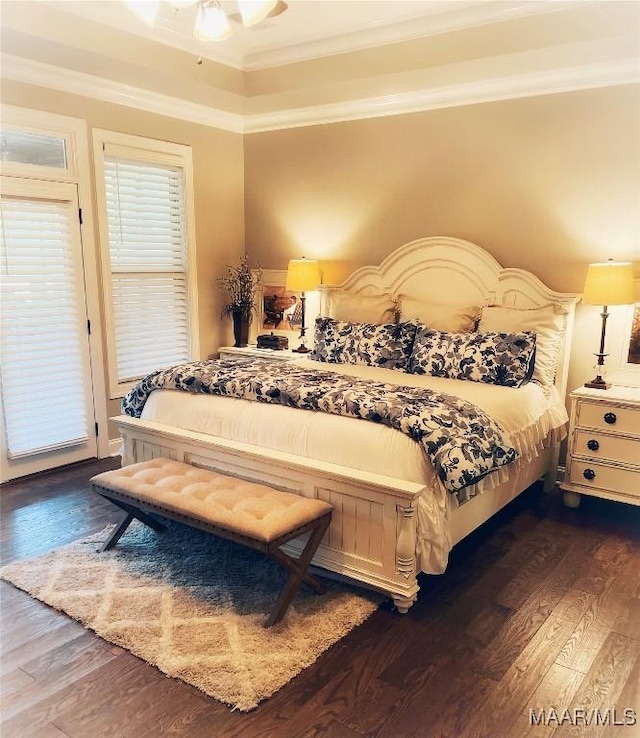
xmin=0 ymin=176 xmax=97 ymax=481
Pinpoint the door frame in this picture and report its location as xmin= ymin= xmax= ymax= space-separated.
xmin=0 ymin=105 xmax=110 ymax=478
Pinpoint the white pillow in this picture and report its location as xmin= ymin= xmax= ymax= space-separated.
xmin=478 ymin=304 xmax=567 ymax=388
xmin=400 ymin=296 xmax=479 ymax=332
xmin=325 ymin=289 xmax=396 ymax=324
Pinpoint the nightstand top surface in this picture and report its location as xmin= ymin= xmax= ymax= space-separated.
xmin=570 ymin=385 xmax=640 ymax=403
xmin=218 ymin=345 xmax=305 ymax=360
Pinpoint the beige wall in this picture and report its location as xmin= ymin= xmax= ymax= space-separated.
xmin=3 ymin=79 xmax=639 ymax=443
xmin=244 ymin=84 xmax=640 ymax=395
xmin=2 ymin=79 xmax=245 ymax=434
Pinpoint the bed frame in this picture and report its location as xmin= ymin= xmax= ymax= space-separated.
xmin=112 ymin=237 xmax=579 ymax=613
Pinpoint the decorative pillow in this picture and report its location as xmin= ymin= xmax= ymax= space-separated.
xmin=478 ymin=304 xmax=567 ymax=388
xmin=408 ymin=328 xmax=537 ymax=387
xmin=311 ymin=318 xmax=417 ymax=371
xmin=325 ymin=289 xmax=396 ymax=325
xmin=310 ymin=317 xmax=355 ymax=364
xmin=400 ymin=296 xmax=479 ymax=332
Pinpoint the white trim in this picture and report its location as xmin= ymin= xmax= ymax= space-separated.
xmin=92 ymin=129 xmax=200 ymax=399
xmin=245 ymin=58 xmax=640 ymax=133
xmin=2 ymin=54 xmax=639 ymax=135
xmin=0 ymin=54 xmax=244 ymax=134
xmin=45 ymin=0 xmax=585 ymax=73
xmin=243 ymin=0 xmax=580 ymax=71
xmin=0 ymin=105 xmax=111 ymax=466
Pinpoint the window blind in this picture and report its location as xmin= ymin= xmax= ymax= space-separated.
xmin=0 ymin=199 xmax=89 ymax=457
xmin=0 ymin=128 xmax=67 ymax=169
xmin=104 ymin=156 xmax=191 ymax=382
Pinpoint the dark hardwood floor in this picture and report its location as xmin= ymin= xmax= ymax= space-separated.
xmin=1 ymin=458 xmax=638 ymax=737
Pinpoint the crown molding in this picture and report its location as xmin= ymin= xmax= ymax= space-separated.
xmin=244 ymin=58 xmax=640 ymax=133
xmin=46 ymin=0 xmax=586 ymax=73
xmin=243 ymin=0 xmax=576 ymax=71
xmin=2 ymin=53 xmax=638 ymax=136
xmin=0 ymin=54 xmax=244 ymax=134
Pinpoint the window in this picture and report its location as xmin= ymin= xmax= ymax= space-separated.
xmin=93 ymin=131 xmax=198 ymax=397
xmin=1 ymin=128 xmax=68 ymax=169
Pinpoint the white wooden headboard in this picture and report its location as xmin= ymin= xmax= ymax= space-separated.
xmin=318 ymin=236 xmax=580 ymax=398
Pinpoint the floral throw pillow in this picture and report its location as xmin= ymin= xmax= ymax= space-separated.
xmin=310 ymin=317 xmax=355 ymax=364
xmin=311 ymin=318 xmax=417 ymax=371
xmin=408 ymin=328 xmax=537 ymax=387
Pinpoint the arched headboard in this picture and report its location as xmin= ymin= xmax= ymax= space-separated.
xmin=318 ymin=237 xmax=580 ymax=398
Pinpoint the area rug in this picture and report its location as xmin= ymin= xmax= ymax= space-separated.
xmin=0 ymin=520 xmax=380 ymax=711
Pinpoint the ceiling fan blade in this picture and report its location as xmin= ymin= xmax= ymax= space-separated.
xmin=227 ymin=1 xmax=288 ymax=25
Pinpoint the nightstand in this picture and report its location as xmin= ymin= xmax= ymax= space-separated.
xmin=218 ymin=345 xmax=303 ymax=361
xmin=561 ymin=385 xmax=640 ymax=507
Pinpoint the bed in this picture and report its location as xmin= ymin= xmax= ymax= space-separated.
xmin=112 ymin=236 xmax=579 ymax=613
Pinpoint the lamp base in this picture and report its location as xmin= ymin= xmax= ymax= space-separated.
xmin=292 ymin=344 xmax=310 ymax=354
xmin=585 ymin=376 xmax=610 ymax=390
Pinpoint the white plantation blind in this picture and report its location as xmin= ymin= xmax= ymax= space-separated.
xmin=104 ymin=154 xmax=191 ymax=382
xmin=0 ymin=198 xmax=89 ymax=457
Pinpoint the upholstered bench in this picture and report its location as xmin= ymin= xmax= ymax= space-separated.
xmin=90 ymin=458 xmax=333 ymax=626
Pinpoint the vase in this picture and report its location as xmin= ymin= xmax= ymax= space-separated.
xmin=232 ymin=311 xmax=250 ymax=348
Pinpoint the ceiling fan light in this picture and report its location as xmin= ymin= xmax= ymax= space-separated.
xmin=237 ymin=0 xmax=277 ymax=27
xmin=194 ymin=2 xmax=232 ymax=41
xmin=122 ymin=0 xmax=160 ymax=27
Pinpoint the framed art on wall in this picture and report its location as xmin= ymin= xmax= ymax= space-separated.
xmin=612 ymin=279 xmax=640 ymax=387
xmin=251 ymin=269 xmax=322 ymax=349
xmin=251 ymin=270 xmax=302 ymax=347
xmin=627 ymin=303 xmax=640 ymax=364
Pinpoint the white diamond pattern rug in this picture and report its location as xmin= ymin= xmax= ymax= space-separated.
xmin=1 ymin=520 xmax=380 ymax=711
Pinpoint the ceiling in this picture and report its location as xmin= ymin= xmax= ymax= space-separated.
xmin=1 ymin=0 xmax=639 ymax=132
xmin=47 ymin=0 xmax=496 ymax=70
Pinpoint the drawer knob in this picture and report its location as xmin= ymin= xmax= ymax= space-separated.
xmin=587 ymin=439 xmax=600 ymax=452
xmin=604 ymin=412 xmax=617 ymax=425
xmin=583 ymin=468 xmax=596 ymax=481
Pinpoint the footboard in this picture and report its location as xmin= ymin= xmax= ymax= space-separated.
xmin=112 ymin=415 xmax=425 ymax=613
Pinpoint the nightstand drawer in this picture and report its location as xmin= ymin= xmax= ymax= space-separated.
xmin=576 ymin=401 xmax=640 ymax=437
xmin=573 ymin=430 xmax=640 ymax=466
xmin=568 ymin=459 xmax=640 ymax=499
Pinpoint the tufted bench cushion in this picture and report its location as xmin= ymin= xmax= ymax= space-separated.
xmin=92 ymin=458 xmax=332 ymax=544
xmin=91 ymin=458 xmax=333 ymax=626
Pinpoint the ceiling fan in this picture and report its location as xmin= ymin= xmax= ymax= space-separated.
xmin=123 ymin=1 xmax=289 ymax=42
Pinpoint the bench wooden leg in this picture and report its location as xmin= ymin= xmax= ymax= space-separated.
xmin=266 ymin=513 xmax=331 ymax=627
xmin=98 ymin=495 xmax=166 ymax=552
xmin=101 ymin=513 xmax=135 ymax=552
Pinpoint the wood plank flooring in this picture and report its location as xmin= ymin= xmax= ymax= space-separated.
xmin=1 ymin=458 xmax=638 ymax=737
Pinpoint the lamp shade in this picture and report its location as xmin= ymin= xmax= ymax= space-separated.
xmin=285 ymin=258 xmax=321 ymax=292
xmin=582 ymin=261 xmax=634 ymax=306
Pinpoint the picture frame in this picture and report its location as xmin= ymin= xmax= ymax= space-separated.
xmin=625 ymin=302 xmax=640 ymax=365
xmin=612 ymin=279 xmax=640 ymax=387
xmin=250 ymin=269 xmax=323 ymax=349
xmin=251 ymin=269 xmax=303 ymax=347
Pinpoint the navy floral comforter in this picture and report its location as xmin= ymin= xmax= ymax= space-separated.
xmin=122 ymin=358 xmax=518 ymax=500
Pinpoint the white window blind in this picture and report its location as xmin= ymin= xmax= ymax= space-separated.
xmin=1 ymin=128 xmax=67 ymax=169
xmin=0 ymin=198 xmax=89 ymax=457
xmin=104 ymin=154 xmax=191 ymax=383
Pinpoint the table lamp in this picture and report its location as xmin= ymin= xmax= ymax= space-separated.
xmin=285 ymin=257 xmax=321 ymax=353
xmin=582 ymin=259 xmax=634 ymax=389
